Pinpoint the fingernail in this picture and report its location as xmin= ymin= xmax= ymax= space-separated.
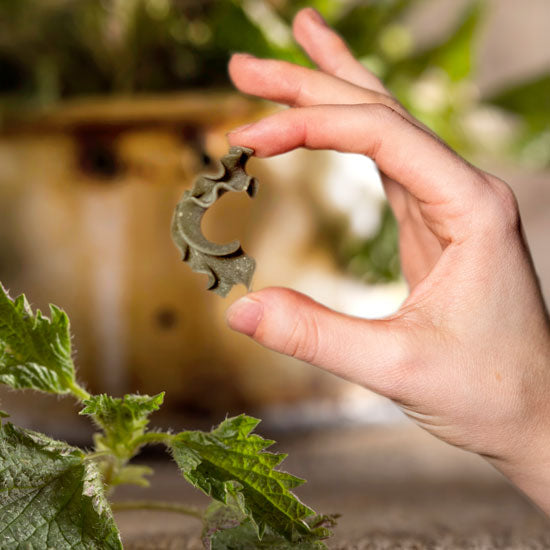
xmin=231 ymin=52 xmax=256 ymax=59
xmin=226 ymin=297 xmax=263 ymax=336
xmin=306 ymin=8 xmax=327 ymax=26
xmin=228 ymin=122 xmax=255 ymax=135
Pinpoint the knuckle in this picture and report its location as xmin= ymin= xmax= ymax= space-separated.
xmin=368 ymin=102 xmax=396 ymax=120
xmin=371 ymin=316 xmax=424 ymax=400
xmin=478 ymin=177 xmax=521 ymax=234
xmin=282 ymin=312 xmax=321 ymax=365
xmin=367 ymin=102 xmax=409 ymax=130
xmin=362 ymin=103 xmax=402 ymax=158
xmin=383 ymin=96 xmax=403 ymax=113
xmin=495 ymin=180 xmax=520 ymax=227
xmin=382 ymin=348 xmax=416 ymax=399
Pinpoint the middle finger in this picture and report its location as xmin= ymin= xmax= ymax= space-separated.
xmin=229 ymin=54 xmax=397 ymax=109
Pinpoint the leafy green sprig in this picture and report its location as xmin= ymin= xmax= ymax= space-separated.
xmin=0 ymin=284 xmax=333 ymax=549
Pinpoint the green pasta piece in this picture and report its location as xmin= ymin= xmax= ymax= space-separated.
xmin=171 ymin=146 xmax=259 ymax=297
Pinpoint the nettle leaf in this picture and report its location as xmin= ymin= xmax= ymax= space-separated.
xmin=0 ymin=423 xmax=122 ymax=549
xmin=202 ymin=499 xmax=333 ymax=550
xmin=209 ymin=520 xmax=328 ymax=550
xmin=0 ymin=284 xmax=78 ymax=395
xmin=80 ymin=392 xmax=164 ymax=458
xmin=170 ymin=415 xmax=330 ymax=542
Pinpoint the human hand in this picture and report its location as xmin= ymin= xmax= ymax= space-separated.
xmin=225 ymin=8 xmax=550 ymax=513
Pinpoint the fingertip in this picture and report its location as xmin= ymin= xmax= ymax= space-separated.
xmin=294 ymin=7 xmax=326 ymax=32
xmin=228 ymin=122 xmax=255 ymax=134
xmin=225 ymin=287 xmax=294 ymax=337
xmin=226 ymin=296 xmax=264 ymax=337
xmin=230 ymin=52 xmax=256 ymax=61
xmin=226 ymin=106 xmax=321 ymax=158
xmin=229 ymin=53 xmax=277 ymax=97
xmin=228 ymin=52 xmax=252 ymax=79
xmin=293 ymin=8 xmax=322 ymax=47
xmin=227 ymin=112 xmax=287 ymax=157
xmin=226 ymin=126 xmax=258 ymax=153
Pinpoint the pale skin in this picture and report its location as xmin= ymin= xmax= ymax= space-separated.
xmin=225 ymin=8 xmax=550 ymax=514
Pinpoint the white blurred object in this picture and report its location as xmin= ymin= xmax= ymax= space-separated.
xmin=322 ymin=151 xmax=385 ymax=238
xmin=293 ymin=268 xmax=406 ymax=320
xmin=461 ymin=105 xmax=517 ymax=153
xmin=263 ymin=387 xmax=406 ymax=431
xmin=242 ymin=0 xmax=293 ymax=48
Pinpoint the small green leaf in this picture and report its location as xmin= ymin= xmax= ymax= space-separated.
xmin=80 ymin=392 xmax=164 ymax=459
xmin=0 ymin=410 xmax=8 ymax=419
xmin=0 ymin=422 xmax=122 ymax=549
xmin=170 ymin=415 xmax=330 ymax=542
xmin=209 ymin=520 xmax=328 ymax=550
xmin=344 ymin=203 xmax=401 ymax=284
xmin=202 ymin=497 xmax=246 ymax=542
xmin=0 ymin=283 xmax=82 ymax=396
xmin=111 ymin=464 xmax=154 ymax=488
xmin=202 ymin=498 xmax=333 ymax=549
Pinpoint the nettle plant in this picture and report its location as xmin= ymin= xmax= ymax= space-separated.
xmin=0 ymin=284 xmax=335 ymax=549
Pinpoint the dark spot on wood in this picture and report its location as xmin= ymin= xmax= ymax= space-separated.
xmin=154 ymin=308 xmax=178 ymax=330
xmin=75 ymin=129 xmax=122 ymax=180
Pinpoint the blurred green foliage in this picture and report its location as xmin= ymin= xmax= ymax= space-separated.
xmin=343 ymin=204 xmax=401 ymax=285
xmin=486 ymin=75 xmax=550 ymax=169
xmin=0 ymin=0 xmax=548 ymax=284
xmin=0 ymin=0 xmax=306 ymax=103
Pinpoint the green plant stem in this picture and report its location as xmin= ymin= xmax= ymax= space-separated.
xmin=132 ymin=431 xmax=175 ymax=448
xmin=83 ymin=450 xmax=111 ymax=461
xmin=111 ymin=500 xmax=204 ymax=520
xmin=68 ymin=381 xmax=91 ymax=401
xmin=98 ymin=432 xmax=175 ymax=490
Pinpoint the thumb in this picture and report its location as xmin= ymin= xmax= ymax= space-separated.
xmin=225 ymin=287 xmax=409 ymax=396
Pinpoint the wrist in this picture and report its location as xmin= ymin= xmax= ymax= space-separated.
xmin=489 ymin=444 xmax=550 ymax=516
xmin=488 ymin=339 xmax=550 ymax=515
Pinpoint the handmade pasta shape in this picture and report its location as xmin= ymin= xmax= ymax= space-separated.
xmin=171 ymin=146 xmax=258 ymax=297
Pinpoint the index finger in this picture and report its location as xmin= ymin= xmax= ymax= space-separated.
xmin=228 ymin=104 xmax=485 ymax=237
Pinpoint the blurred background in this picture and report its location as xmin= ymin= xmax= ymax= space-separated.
xmin=0 ymin=0 xmax=549 ymax=442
